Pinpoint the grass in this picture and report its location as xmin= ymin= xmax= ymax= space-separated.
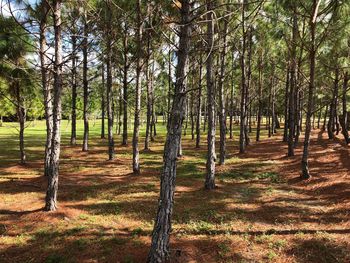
xmin=0 ymin=120 xmax=349 ymax=262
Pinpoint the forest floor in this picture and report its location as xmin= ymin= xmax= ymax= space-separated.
xmin=0 ymin=120 xmax=349 ymax=263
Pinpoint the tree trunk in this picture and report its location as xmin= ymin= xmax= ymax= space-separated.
xmin=195 ymin=55 xmax=203 ymax=148
xmin=147 ymin=1 xmax=191 ymax=260
xmin=122 ymin=26 xmax=129 ymax=145
xmin=205 ymin=0 xmax=216 ymax=190
xmin=239 ymin=0 xmax=247 ymax=153
xmin=39 ymin=2 xmax=53 ymax=174
xmin=229 ymin=85 xmax=234 ymax=140
xmin=218 ymin=16 xmax=228 ymax=165
xmin=283 ymin=66 xmax=289 ymax=142
xmin=244 ymin=26 xmax=252 ymax=146
xmin=328 ymin=68 xmax=339 ymax=139
xmin=317 ymin=106 xmax=322 ymax=129
xmin=118 ymin=87 xmax=123 ymax=135
xmin=288 ymin=7 xmax=297 ymax=157
xmin=271 ymin=72 xmax=276 ymax=134
xmin=45 ymin=0 xmax=62 ymax=211
xmin=340 ymin=72 xmax=349 ymax=144
xmin=132 ymin=0 xmax=142 ymax=174
xmin=301 ymin=0 xmax=318 ymax=180
xmin=106 ymin=15 xmax=115 ymax=160
xmin=190 ymin=89 xmax=195 ymax=140
xmin=145 ymin=38 xmax=152 ymax=150
xmin=151 ymin=60 xmax=156 ymax=141
xmin=323 ymin=105 xmax=328 ymax=130
xmin=256 ymin=53 xmax=263 ymax=142
xmin=167 ymin=48 xmax=172 ymax=125
xmin=101 ymin=62 xmax=106 ymax=139
xmin=82 ymin=14 xmax=89 ymax=152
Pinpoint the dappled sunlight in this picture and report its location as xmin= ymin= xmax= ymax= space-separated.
xmin=0 ymin=121 xmax=349 ymax=262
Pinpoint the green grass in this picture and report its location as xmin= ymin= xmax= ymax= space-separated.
xmin=1 ymin=119 xmax=346 ymax=263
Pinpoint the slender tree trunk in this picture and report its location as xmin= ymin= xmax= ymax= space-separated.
xmin=340 ymin=72 xmax=349 ymax=144
xmin=248 ymin=101 xmax=252 ymax=133
xmin=39 ymin=3 xmax=53 ymax=174
xmin=105 ymin=15 xmax=115 ymax=160
xmin=183 ymin=97 xmax=188 ymax=137
xmin=151 ymin=60 xmax=156 ymax=141
xmin=122 ymin=26 xmax=129 ymax=145
xmin=118 ymin=87 xmax=122 ymax=135
xmin=229 ymin=85 xmax=234 ymax=139
xmin=190 ymin=90 xmax=195 ymax=140
xmin=45 ymin=0 xmax=62 ymax=211
xmin=288 ymin=8 xmax=297 ymax=157
xmin=218 ymin=17 xmax=228 ymax=165
xmin=256 ymin=53 xmax=263 ymax=142
xmin=294 ymin=90 xmax=302 ymax=146
xmin=301 ymin=0 xmax=318 ymax=180
xmin=239 ymin=0 xmax=247 ymax=153
xmin=244 ymin=26 xmax=252 ymax=146
xmin=82 ymin=15 xmax=89 ymax=152
xmin=147 ymin=1 xmax=192 ymax=260
xmin=268 ymin=85 xmax=271 ymax=138
xmin=205 ymin=0 xmax=216 ymax=190
xmin=317 ymin=106 xmax=322 ymax=129
xmin=167 ymin=48 xmax=172 ymax=125
xmin=132 ymin=0 xmax=142 ymax=174
xmin=101 ymin=62 xmax=106 ymax=139
xmin=328 ymin=69 xmax=339 ymax=139
xmin=283 ymin=67 xmax=289 ymax=142
xmin=323 ymin=105 xmax=328 ymax=130
xmin=195 ymin=56 xmax=203 ymax=148
xmin=145 ymin=38 xmax=152 ymax=150
xmin=271 ymin=73 xmax=276 ymax=135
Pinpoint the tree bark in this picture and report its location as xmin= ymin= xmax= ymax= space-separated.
xmin=145 ymin=39 xmax=152 ymax=150
xmin=45 ymin=0 xmax=62 ymax=211
xmin=205 ymin=0 xmax=216 ymax=190
xmin=288 ymin=7 xmax=297 ymax=157
xmin=283 ymin=66 xmax=289 ymax=142
xmin=101 ymin=63 xmax=106 ymax=139
xmin=301 ymin=0 xmax=317 ymax=180
xmin=239 ymin=0 xmax=247 ymax=153
xmin=328 ymin=68 xmax=339 ymax=139
xmin=218 ymin=16 xmax=228 ymax=165
xmin=82 ymin=13 xmax=89 ymax=152
xmin=39 ymin=1 xmax=53 ymax=174
xmin=256 ymin=53 xmax=263 ymax=142
xmin=147 ymin=1 xmax=192 ymax=261
xmin=132 ymin=0 xmax=142 ymax=174
xmin=195 ymin=55 xmax=203 ymax=148
xmin=105 ymin=12 xmax=115 ymax=160
xmin=122 ymin=25 xmax=129 ymax=145
xmin=340 ymin=72 xmax=349 ymax=144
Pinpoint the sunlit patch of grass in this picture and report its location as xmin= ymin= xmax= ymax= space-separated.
xmin=266 ymin=250 xmax=278 ymax=261
xmin=186 ymin=220 xmax=215 ymax=234
xmin=0 ymin=233 xmax=31 ymax=246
